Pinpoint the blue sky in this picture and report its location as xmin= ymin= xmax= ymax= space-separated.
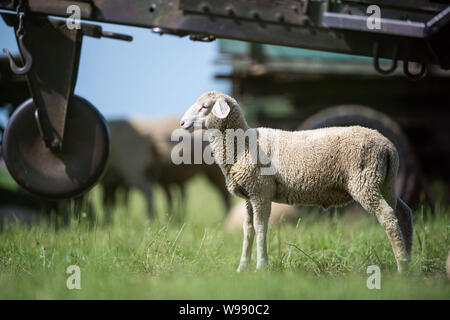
xmin=0 ymin=18 xmax=230 ymax=120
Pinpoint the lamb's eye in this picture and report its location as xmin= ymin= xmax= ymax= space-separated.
xmin=202 ymin=103 xmax=209 ymax=109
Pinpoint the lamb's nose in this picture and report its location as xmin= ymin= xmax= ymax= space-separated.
xmin=180 ymin=120 xmax=185 ymax=127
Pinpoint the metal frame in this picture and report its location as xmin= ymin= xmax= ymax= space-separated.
xmin=18 ymin=15 xmax=83 ymax=151
xmin=0 ymin=0 xmax=448 ymax=70
xmin=322 ymin=12 xmax=427 ymax=38
xmin=0 ymin=0 xmax=448 ymax=198
xmin=0 ymin=0 xmax=448 ymax=145
xmin=1 ymin=4 xmax=132 ymax=151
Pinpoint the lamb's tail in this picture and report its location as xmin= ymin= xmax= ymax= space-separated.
xmin=381 ymin=143 xmax=399 ymax=207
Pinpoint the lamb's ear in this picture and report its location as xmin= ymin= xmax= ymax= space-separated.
xmin=211 ymin=98 xmax=230 ymax=119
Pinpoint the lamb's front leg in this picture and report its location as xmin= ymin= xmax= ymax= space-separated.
xmin=252 ymin=198 xmax=271 ymax=271
xmin=237 ymin=200 xmax=255 ymax=272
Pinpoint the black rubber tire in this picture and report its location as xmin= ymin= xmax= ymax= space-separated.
xmin=298 ymin=105 xmax=421 ymax=205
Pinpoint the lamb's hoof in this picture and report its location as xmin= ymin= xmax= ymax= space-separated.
xmin=236 ymin=263 xmax=249 ymax=273
xmin=255 ymin=261 xmax=269 ymax=272
xmin=397 ymin=260 xmax=410 ymax=274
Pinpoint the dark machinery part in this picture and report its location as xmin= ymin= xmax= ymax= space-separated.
xmin=0 ymin=0 xmax=449 ymax=200
xmin=13 ymin=14 xmax=82 ymax=152
xmin=2 ymin=12 xmax=131 ymax=152
xmin=0 ymin=0 xmax=449 ymax=77
xmin=1 ymin=2 xmax=131 ymax=198
xmin=0 ymin=53 xmax=28 ymax=158
xmin=3 ymin=96 xmax=110 ymax=199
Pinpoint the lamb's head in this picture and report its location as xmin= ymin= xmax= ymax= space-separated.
xmin=180 ymin=91 xmax=243 ymax=132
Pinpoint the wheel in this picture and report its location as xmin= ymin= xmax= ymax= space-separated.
xmin=2 ymin=95 xmax=110 ymax=199
xmin=298 ymin=105 xmax=421 ymax=205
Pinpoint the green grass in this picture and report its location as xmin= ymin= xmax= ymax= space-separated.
xmin=0 ymin=175 xmax=449 ymax=299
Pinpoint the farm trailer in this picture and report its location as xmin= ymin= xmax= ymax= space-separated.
xmin=0 ymin=0 xmax=449 ymax=200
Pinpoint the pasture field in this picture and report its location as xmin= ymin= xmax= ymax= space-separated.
xmin=0 ymin=175 xmax=449 ymax=299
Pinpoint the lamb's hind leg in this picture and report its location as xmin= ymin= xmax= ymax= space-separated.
xmin=381 ymin=185 xmax=413 ymax=261
xmin=395 ymin=197 xmax=413 ymax=259
xmin=237 ymin=200 xmax=255 ymax=272
xmin=354 ymin=190 xmax=409 ymax=272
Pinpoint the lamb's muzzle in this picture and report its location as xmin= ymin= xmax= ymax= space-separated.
xmin=181 ymin=91 xmax=413 ymax=273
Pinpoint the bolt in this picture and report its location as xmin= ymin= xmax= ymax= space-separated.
xmin=149 ymin=4 xmax=156 ymax=13
xmin=276 ymin=13 xmax=285 ymax=22
xmin=251 ymin=10 xmax=260 ymax=19
xmin=200 ymin=4 xmax=210 ymax=13
xmin=300 ymin=16 xmax=310 ymax=26
xmin=50 ymin=140 xmax=62 ymax=153
xmin=226 ymin=7 xmax=235 ymax=16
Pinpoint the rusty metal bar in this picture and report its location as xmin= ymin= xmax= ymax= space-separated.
xmin=19 ymin=15 xmax=83 ymax=151
xmin=322 ymin=12 xmax=426 ymax=38
xmin=0 ymin=0 xmax=448 ymax=68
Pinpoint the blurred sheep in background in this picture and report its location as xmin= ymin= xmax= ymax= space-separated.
xmin=101 ymin=117 xmax=230 ymax=221
xmin=225 ymin=201 xmax=301 ymax=231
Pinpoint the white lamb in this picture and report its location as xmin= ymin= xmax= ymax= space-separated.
xmin=180 ymin=91 xmax=413 ymax=272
